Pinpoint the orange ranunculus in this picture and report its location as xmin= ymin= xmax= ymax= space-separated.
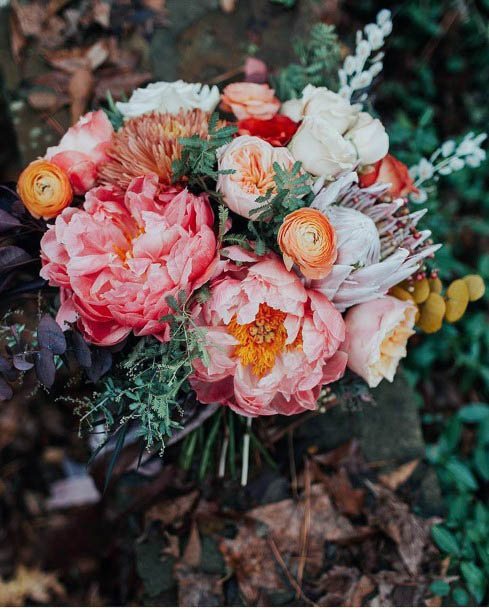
xmin=17 ymin=160 xmax=73 ymax=220
xmin=277 ymin=208 xmax=337 ymax=280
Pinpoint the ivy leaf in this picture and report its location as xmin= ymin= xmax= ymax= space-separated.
xmin=429 ymin=580 xmax=450 ymax=597
xmin=460 ymin=562 xmax=486 ymax=604
xmin=458 ymin=403 xmax=489 ymax=423
xmin=37 ymin=315 xmax=67 ymax=355
xmin=432 ymin=524 xmax=460 ymax=556
xmin=445 ymin=457 xmax=478 ymax=491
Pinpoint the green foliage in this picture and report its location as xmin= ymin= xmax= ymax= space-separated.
xmin=270 ymin=0 xmax=296 ymax=6
xmin=427 ymin=404 xmax=489 ymax=605
xmin=104 ymin=91 xmax=124 ymax=131
xmin=271 ymin=23 xmax=341 ymax=100
xmin=172 ymin=113 xmax=237 ymax=187
xmin=78 ymin=293 xmax=210 ymax=453
xmin=243 ymin=161 xmax=312 ymax=254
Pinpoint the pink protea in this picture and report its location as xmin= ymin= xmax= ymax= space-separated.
xmin=40 ymin=174 xmax=219 ymax=346
xmin=190 ymin=248 xmax=347 ymax=417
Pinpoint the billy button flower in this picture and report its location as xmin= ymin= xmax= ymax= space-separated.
xmin=390 ymin=273 xmax=486 ymax=333
xmin=17 ymin=160 xmax=73 ymax=220
xmin=277 ymin=208 xmax=337 ymax=280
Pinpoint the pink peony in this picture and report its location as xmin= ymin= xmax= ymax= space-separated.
xmin=190 ymin=248 xmax=347 ymax=416
xmin=45 ymin=110 xmax=114 ymax=195
xmin=343 ymin=296 xmax=417 ymax=388
xmin=40 ymin=174 xmax=219 ymax=346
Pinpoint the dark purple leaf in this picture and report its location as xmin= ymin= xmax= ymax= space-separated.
xmin=86 ymin=348 xmax=112 ymax=383
xmin=38 ymin=315 xmax=67 ymax=355
xmin=5 ymin=277 xmax=47 ymax=297
xmin=0 ymin=376 xmax=13 ymax=401
xmin=0 ymin=246 xmax=32 ymax=272
xmin=71 ymin=330 xmax=92 ymax=368
xmin=0 ymin=355 xmax=17 ymax=381
xmin=35 ymin=348 xmax=56 ymax=387
xmin=0 ymin=209 xmax=21 ymax=233
xmin=13 ymin=353 xmax=35 ymax=371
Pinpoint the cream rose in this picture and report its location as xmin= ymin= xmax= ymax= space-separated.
xmin=116 ymin=80 xmax=220 ymax=118
xmin=346 ymin=112 xmax=389 ymax=166
xmin=344 ymin=296 xmax=417 ymax=388
xmin=216 ymin=135 xmax=295 ymax=219
xmin=301 ymin=85 xmax=359 ymax=133
xmin=280 ymin=98 xmax=304 ymax=123
xmin=281 ymin=85 xmax=359 ymax=133
xmin=288 ymin=116 xmax=356 ymax=178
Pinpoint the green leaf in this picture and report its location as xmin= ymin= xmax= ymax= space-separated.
xmin=432 ymin=524 xmax=461 ymax=555
xmin=445 ymin=457 xmax=478 ymax=491
xmin=461 ymin=562 xmax=486 ymax=604
xmin=474 ymin=445 xmax=489 ymax=480
xmin=452 ymin=586 xmax=470 ymax=606
xmin=458 ymin=403 xmax=489 ymax=423
xmin=429 ymin=580 xmax=450 ymax=596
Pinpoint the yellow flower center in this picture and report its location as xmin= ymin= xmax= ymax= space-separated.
xmin=227 ymin=303 xmax=302 ymax=377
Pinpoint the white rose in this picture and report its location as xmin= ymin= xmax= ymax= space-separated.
xmin=346 ymin=112 xmax=389 ymax=166
xmin=302 ymin=85 xmax=359 ymax=134
xmin=116 ymin=80 xmax=220 ymax=118
xmin=280 ymin=98 xmax=305 ymax=123
xmin=289 ymin=116 xmax=356 ymax=178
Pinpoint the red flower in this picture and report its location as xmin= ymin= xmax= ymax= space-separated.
xmin=237 ymin=115 xmax=299 ymax=147
xmin=359 ymin=154 xmax=418 ymax=198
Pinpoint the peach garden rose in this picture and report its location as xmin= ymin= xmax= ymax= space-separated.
xmin=220 ymin=82 xmax=281 ymax=120
xmin=343 ymin=296 xmax=417 ymax=388
xmin=216 ymin=135 xmax=296 ymax=219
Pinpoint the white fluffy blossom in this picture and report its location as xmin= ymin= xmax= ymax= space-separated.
xmin=338 ymin=9 xmax=393 ymax=103
xmin=116 ymin=80 xmax=220 ymax=118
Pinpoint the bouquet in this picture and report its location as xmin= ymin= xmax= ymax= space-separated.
xmin=1 ymin=8 xmax=486 ymax=481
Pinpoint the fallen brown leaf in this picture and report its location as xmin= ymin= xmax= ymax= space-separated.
xmin=182 ymin=521 xmax=201 ymax=568
xmin=378 ymin=459 xmax=420 ymax=491
xmin=68 ymin=67 xmax=94 ymax=123
xmin=145 ymin=489 xmax=199 ymax=528
xmin=367 ymin=482 xmax=429 ymax=576
xmin=174 ymin=566 xmax=224 ymax=607
xmin=0 ymin=565 xmax=65 ymax=606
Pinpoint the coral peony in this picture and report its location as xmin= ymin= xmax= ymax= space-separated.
xmin=18 ymin=160 xmax=73 ymax=219
xmin=359 ymin=154 xmax=418 ymax=198
xmin=220 ymin=82 xmax=280 ymax=120
xmin=45 ymin=110 xmax=113 ymax=195
xmin=98 ymin=109 xmax=210 ymax=191
xmin=217 ymin=135 xmax=296 ymax=219
xmin=343 ymin=296 xmax=417 ymax=388
xmin=237 ymin=115 xmax=299 ymax=146
xmin=277 ymin=208 xmax=337 ymax=279
xmin=190 ymin=249 xmax=347 ymax=416
xmin=40 ymin=174 xmax=218 ymax=346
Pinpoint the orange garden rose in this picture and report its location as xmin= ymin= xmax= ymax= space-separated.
xmin=17 ymin=160 xmax=73 ymax=220
xmin=277 ymin=208 xmax=337 ymax=280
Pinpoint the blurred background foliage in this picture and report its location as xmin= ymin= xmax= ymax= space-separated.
xmin=349 ymin=1 xmax=489 ymax=603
